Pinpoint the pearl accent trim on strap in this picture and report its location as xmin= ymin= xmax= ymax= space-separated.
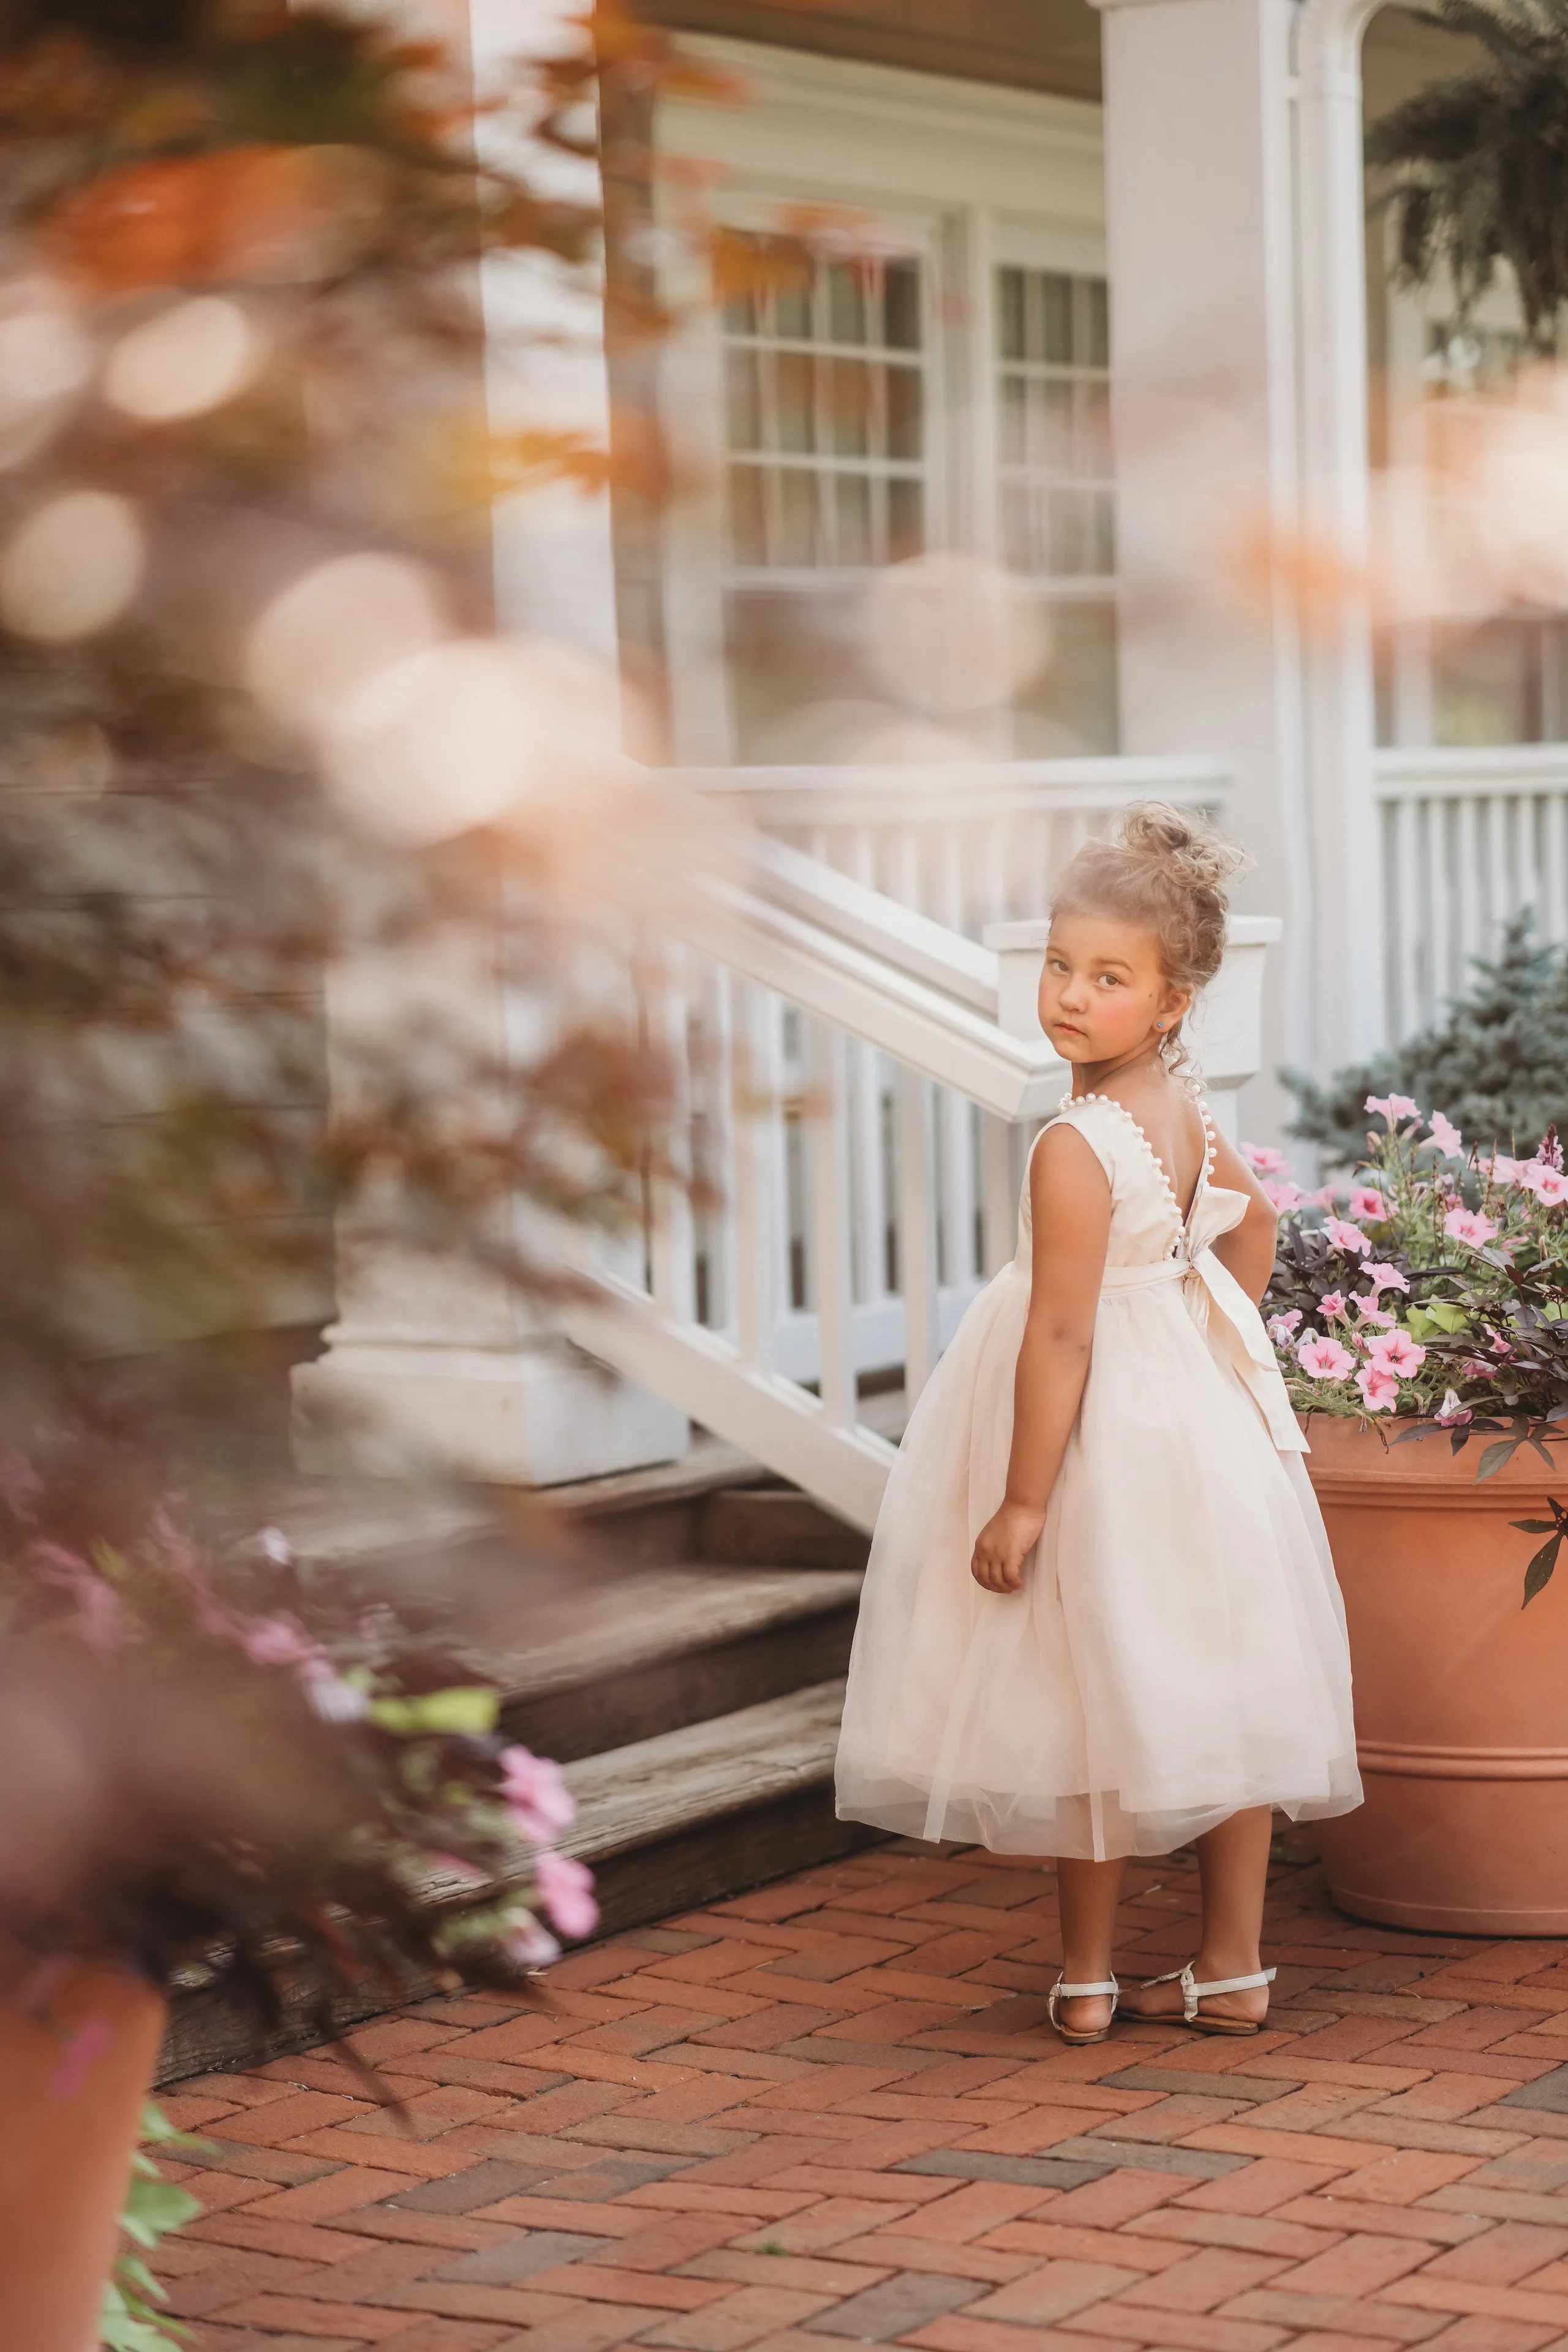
xmin=1057 ymin=1088 xmax=1218 ymax=1232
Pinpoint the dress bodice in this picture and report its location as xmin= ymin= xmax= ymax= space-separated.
xmin=1015 ymin=1090 xmax=1250 ymax=1273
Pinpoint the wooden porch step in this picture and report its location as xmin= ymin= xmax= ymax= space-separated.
xmin=497 ymin=1561 xmax=862 ymax=1762
xmin=157 ymin=1679 xmax=869 ymax=2086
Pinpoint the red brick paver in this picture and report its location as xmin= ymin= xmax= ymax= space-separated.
xmin=163 ymin=1841 xmax=1568 ymax=2352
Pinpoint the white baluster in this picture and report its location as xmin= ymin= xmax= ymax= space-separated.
xmin=1420 ymin=793 xmax=1451 ymax=1020
xmin=981 ymin=1114 xmax=1020 ymax=1281
xmin=1546 ymin=790 xmax=1568 ymax=946
xmin=807 ymin=1019 xmax=857 ymax=1429
xmin=647 ymin=948 xmax=696 ymax=1322
xmin=1456 ymin=794 xmax=1482 ymax=980
xmin=1485 ymin=790 xmax=1509 ymax=951
xmin=895 ymin=1065 xmax=939 ymax=1407
xmin=703 ymin=963 xmax=737 ymax=1333
xmin=729 ymin=977 xmax=775 ymax=1375
xmin=1391 ymin=793 xmax=1422 ymax=1039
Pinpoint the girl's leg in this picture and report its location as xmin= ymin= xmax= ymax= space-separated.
xmin=1121 ymin=1806 xmax=1274 ymax=2025
xmin=1055 ymin=1855 xmax=1126 ymax=2035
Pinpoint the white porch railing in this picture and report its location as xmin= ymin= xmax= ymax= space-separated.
xmin=687 ymin=753 xmax=1231 ymax=941
xmin=1377 ymin=745 xmax=1568 ymax=1038
xmin=560 ymin=840 xmax=1277 ymax=1531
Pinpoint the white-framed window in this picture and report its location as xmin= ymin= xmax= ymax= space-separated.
xmin=654 ymin=39 xmax=1114 ymax=766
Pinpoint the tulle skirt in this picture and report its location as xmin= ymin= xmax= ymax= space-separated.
xmin=835 ymin=1261 xmax=1363 ymax=1860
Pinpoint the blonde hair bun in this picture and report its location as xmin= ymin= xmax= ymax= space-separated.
xmin=1050 ymin=799 xmax=1251 ymax=997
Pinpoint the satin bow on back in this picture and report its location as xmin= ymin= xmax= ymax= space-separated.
xmin=1098 ymin=1182 xmax=1308 ymax=1455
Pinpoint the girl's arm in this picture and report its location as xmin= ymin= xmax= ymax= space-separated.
xmin=1207 ymin=1130 xmax=1280 ymax=1303
xmin=971 ymin=1125 xmax=1110 ymax=1595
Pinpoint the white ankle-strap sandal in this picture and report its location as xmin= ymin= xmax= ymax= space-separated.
xmin=1047 ymin=1974 xmax=1119 ymax=2046
xmin=1134 ymin=1962 xmax=1276 ymax=2037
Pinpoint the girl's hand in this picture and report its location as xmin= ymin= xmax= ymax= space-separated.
xmin=971 ymin=1501 xmax=1046 ymax=1594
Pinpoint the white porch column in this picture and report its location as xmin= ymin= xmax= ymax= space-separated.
xmin=292 ymin=0 xmax=688 ymax=1485
xmin=1093 ymin=0 xmax=1382 ymax=1123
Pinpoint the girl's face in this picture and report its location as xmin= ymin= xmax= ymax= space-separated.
xmin=1038 ymin=907 xmax=1191 ymax=1068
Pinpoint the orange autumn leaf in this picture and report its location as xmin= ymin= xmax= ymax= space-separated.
xmin=42 ymin=143 xmax=385 ymax=294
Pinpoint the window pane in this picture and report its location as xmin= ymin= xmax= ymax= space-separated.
xmin=835 ymin=470 xmax=872 ymax=567
xmin=998 ymin=266 xmax=1027 ymax=363
xmin=886 ymin=364 xmax=922 ymax=462
xmin=999 ymin=373 xmax=1027 ymax=466
xmin=884 ymin=260 xmax=922 ymax=350
xmin=1083 ymin=276 xmax=1110 ymax=368
xmin=728 ymin=464 xmax=766 ymax=566
xmin=774 ymin=263 xmax=813 ymax=343
xmin=1047 ymin=487 xmax=1087 ymax=575
xmin=888 ymin=475 xmax=924 ymax=560
xmin=774 ymin=352 xmax=815 ymax=453
xmin=827 ymin=261 xmax=867 ymax=345
xmin=726 ymin=348 xmax=761 ymax=451
xmin=827 ymin=356 xmax=870 ymax=458
xmin=1090 ymin=489 xmax=1116 ymax=575
xmin=1078 ymin=379 xmax=1111 ymax=473
xmin=1014 ymin=597 xmax=1118 ymax=753
xmin=1038 ymin=273 xmax=1072 ymax=364
xmin=777 ymin=467 xmax=818 ymax=566
xmin=1034 ymin=379 xmax=1073 ymax=469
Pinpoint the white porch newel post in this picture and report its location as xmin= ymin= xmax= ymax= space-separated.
xmin=293 ymin=0 xmax=688 ymax=1484
xmin=1092 ymin=0 xmax=1384 ymax=1114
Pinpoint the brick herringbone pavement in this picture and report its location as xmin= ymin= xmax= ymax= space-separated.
xmin=153 ymin=1839 xmax=1568 ymax=2352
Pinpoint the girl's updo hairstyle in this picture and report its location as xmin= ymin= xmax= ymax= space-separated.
xmin=1050 ymin=801 xmax=1250 ymax=999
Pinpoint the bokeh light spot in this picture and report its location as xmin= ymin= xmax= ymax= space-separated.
xmin=0 ymin=491 xmax=145 ymax=642
xmin=859 ymin=552 xmax=1050 ymax=718
xmin=245 ymin=553 xmax=448 ymax=734
xmin=105 ymin=296 xmax=259 ymax=423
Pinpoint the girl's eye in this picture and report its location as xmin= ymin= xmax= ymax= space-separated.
xmin=1096 ymin=972 xmax=1121 ymax=988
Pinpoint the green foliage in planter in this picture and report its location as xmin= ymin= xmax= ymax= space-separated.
xmin=1282 ymin=919 xmax=1568 ymax=1167
xmin=101 ymin=2101 xmax=207 ymax=2352
xmin=1365 ymin=0 xmax=1568 ymax=349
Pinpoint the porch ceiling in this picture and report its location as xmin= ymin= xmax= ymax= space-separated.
xmin=625 ymin=0 xmax=1103 ymax=104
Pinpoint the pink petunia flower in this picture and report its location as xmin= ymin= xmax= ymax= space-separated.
xmin=1356 ymin=1363 xmax=1400 ymax=1411
xmin=1428 ymin=1112 xmax=1463 ymax=1156
xmin=1434 ymin=1388 xmax=1472 ymax=1427
xmin=500 ymin=1746 xmax=576 ymax=1844
xmin=1314 ymin=1185 xmax=1341 ymax=1208
xmin=1482 ymin=1154 xmax=1521 ymax=1185
xmin=1444 ymin=1205 xmax=1499 ymax=1248
xmin=1297 ymin=1334 xmax=1356 ymax=1381
xmin=1362 ymin=1262 xmax=1410 ymax=1297
xmin=1266 ymin=1310 xmax=1302 ymax=1345
xmin=1262 ymin=1180 xmax=1308 ymax=1212
xmin=1350 ymin=1188 xmax=1387 ymax=1220
xmin=1319 ymin=1292 xmax=1346 ymax=1319
xmin=1366 ymin=1330 xmax=1427 ymax=1378
xmin=1242 ymin=1142 xmax=1291 ymax=1175
xmin=1518 ymin=1162 xmax=1568 ymax=1207
xmin=1353 ymin=1303 xmax=1397 ymax=1329
xmin=1366 ymin=1093 xmax=1421 ymax=1124
xmin=1324 ymin=1217 xmax=1372 ymax=1255
xmin=533 ymin=1849 xmax=600 ymax=1940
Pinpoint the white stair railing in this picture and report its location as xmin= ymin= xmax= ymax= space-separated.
xmin=1377 ymin=744 xmax=1568 ymax=1037
xmin=560 ymin=845 xmax=1276 ymax=1532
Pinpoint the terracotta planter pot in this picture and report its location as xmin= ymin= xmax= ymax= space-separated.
xmin=1306 ymin=1415 xmax=1568 ymax=1934
xmin=0 ymin=1961 xmax=167 ymax=2352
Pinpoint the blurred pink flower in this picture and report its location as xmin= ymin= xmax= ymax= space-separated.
xmin=1350 ymin=1188 xmax=1387 ymax=1220
xmin=504 ymin=1915 xmax=561 ymax=1970
xmin=1324 ymin=1217 xmax=1371 ymax=1255
xmin=1353 ymin=1302 xmax=1396 ymax=1329
xmin=1320 ymin=1291 xmax=1346 ymax=1319
xmin=29 ymin=1543 xmax=129 ymax=1657
xmin=1366 ymin=1330 xmax=1426 ymax=1378
xmin=240 ymin=1613 xmax=317 ymax=1668
xmin=1444 ymin=1206 xmax=1499 ymax=1248
xmin=1366 ymin=1093 xmax=1420 ymax=1124
xmin=500 ymin=1746 xmax=576 ymax=1843
xmin=1356 ymin=1363 xmax=1400 ymax=1411
xmin=1483 ymin=1154 xmax=1522 ymax=1184
xmin=1242 ymin=1142 xmax=1290 ymax=1175
xmin=1297 ymin=1334 xmax=1355 ymax=1381
xmin=1363 ymin=1263 xmax=1410 ymax=1297
xmin=1435 ymin=1388 xmax=1472 ymax=1426
xmin=533 ymin=1849 xmax=599 ymax=1939
xmin=300 ymin=1657 xmax=368 ymax=1722
xmin=1266 ymin=1310 xmax=1302 ymax=1345
xmin=1428 ymin=1112 xmax=1463 ymax=1156
xmin=1314 ymin=1185 xmax=1341 ymax=1208
xmin=1262 ymin=1180 xmax=1307 ymax=1212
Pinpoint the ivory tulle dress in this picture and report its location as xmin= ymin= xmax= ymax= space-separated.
xmin=835 ymin=1088 xmax=1362 ymax=1860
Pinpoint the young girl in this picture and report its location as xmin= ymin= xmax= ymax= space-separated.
xmin=835 ymin=804 xmax=1360 ymax=2044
